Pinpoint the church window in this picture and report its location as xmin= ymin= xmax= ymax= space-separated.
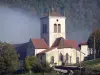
xmin=58 ymin=24 xmax=61 ymax=33
xmin=66 ymin=53 xmax=69 ymax=60
xmin=59 ymin=53 xmax=63 ymax=62
xmin=43 ymin=24 xmax=47 ymax=33
xmin=66 ymin=53 xmax=69 ymax=64
xmin=54 ymin=24 xmax=57 ymax=33
xmin=50 ymin=56 xmax=54 ymax=64
xmin=76 ymin=57 xmax=79 ymax=63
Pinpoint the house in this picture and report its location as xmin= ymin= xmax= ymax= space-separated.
xmin=26 ymin=10 xmax=89 ymax=66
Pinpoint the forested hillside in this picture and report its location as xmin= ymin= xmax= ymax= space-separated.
xmin=0 ymin=0 xmax=100 ymax=43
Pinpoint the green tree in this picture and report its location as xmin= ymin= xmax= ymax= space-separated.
xmin=87 ymin=29 xmax=100 ymax=56
xmin=0 ymin=42 xmax=19 ymax=75
xmin=24 ymin=56 xmax=38 ymax=73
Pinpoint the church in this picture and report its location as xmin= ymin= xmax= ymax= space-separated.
xmin=26 ymin=10 xmax=89 ymax=66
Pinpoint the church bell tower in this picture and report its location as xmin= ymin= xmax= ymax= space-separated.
xmin=40 ymin=9 xmax=66 ymax=47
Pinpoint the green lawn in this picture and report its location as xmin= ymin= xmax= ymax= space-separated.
xmin=82 ymin=58 xmax=100 ymax=70
xmin=16 ymin=72 xmax=60 ymax=75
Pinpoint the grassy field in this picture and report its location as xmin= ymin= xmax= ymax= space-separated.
xmin=82 ymin=58 xmax=100 ymax=70
xmin=16 ymin=72 xmax=60 ymax=75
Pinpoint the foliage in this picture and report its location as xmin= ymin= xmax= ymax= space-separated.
xmin=0 ymin=42 xmax=19 ymax=75
xmin=32 ymin=61 xmax=53 ymax=73
xmin=24 ymin=56 xmax=38 ymax=72
xmin=24 ymin=56 xmax=52 ymax=73
xmin=87 ymin=28 xmax=100 ymax=56
xmin=81 ymin=58 xmax=100 ymax=71
xmin=17 ymin=71 xmax=60 ymax=75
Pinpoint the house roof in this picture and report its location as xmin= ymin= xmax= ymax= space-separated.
xmin=37 ymin=37 xmax=78 ymax=54
xmin=31 ymin=38 xmax=49 ymax=49
xmin=80 ymin=42 xmax=87 ymax=45
xmin=41 ymin=11 xmax=64 ymax=17
xmin=52 ymin=37 xmax=78 ymax=49
xmin=49 ymin=11 xmax=63 ymax=16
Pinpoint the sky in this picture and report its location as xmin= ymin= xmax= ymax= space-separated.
xmin=0 ymin=5 xmax=40 ymax=44
xmin=0 ymin=5 xmax=92 ymax=44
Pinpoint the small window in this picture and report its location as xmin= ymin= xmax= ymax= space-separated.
xmin=58 ymin=24 xmax=61 ymax=33
xmin=54 ymin=24 xmax=57 ymax=33
xmin=50 ymin=56 xmax=54 ymax=64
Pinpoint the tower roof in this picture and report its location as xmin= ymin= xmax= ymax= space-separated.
xmin=43 ymin=11 xmax=64 ymax=17
xmin=42 ymin=8 xmax=64 ymax=17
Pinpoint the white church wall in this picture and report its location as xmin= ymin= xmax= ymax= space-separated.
xmin=76 ymin=50 xmax=85 ymax=62
xmin=46 ymin=48 xmax=60 ymax=65
xmin=45 ymin=48 xmax=80 ymax=65
xmin=35 ymin=49 xmax=46 ymax=55
xmin=81 ymin=45 xmax=89 ymax=57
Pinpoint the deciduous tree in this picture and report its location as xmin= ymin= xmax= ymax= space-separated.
xmin=0 ymin=42 xmax=19 ymax=75
xmin=88 ymin=29 xmax=100 ymax=57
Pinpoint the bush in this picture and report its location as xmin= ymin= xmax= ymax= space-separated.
xmin=32 ymin=62 xmax=53 ymax=73
xmin=24 ymin=56 xmax=53 ymax=73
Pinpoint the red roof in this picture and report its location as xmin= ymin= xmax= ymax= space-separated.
xmin=31 ymin=39 xmax=48 ymax=49
xmin=80 ymin=42 xmax=87 ymax=45
xmin=50 ymin=11 xmax=62 ymax=16
xmin=42 ymin=11 xmax=63 ymax=17
xmin=63 ymin=40 xmax=78 ymax=48
xmin=52 ymin=37 xmax=78 ymax=48
xmin=37 ymin=37 xmax=78 ymax=54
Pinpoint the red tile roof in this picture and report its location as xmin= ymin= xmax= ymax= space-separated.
xmin=63 ymin=40 xmax=78 ymax=48
xmin=37 ymin=37 xmax=78 ymax=54
xmin=52 ymin=37 xmax=78 ymax=48
xmin=42 ymin=11 xmax=63 ymax=17
xmin=79 ymin=42 xmax=87 ymax=45
xmin=31 ymin=39 xmax=49 ymax=49
xmin=50 ymin=11 xmax=62 ymax=16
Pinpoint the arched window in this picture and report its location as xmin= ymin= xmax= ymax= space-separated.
xmin=50 ymin=56 xmax=54 ymax=64
xmin=66 ymin=53 xmax=69 ymax=64
xmin=58 ymin=24 xmax=61 ymax=33
xmin=54 ymin=24 xmax=57 ymax=33
xmin=66 ymin=53 xmax=69 ymax=61
xmin=76 ymin=57 xmax=79 ymax=63
xmin=59 ymin=53 xmax=63 ymax=62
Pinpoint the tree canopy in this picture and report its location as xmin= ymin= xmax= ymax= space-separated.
xmin=0 ymin=42 xmax=19 ymax=74
xmin=87 ymin=28 xmax=100 ymax=56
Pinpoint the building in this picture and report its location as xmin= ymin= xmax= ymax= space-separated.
xmin=27 ymin=10 xmax=89 ymax=66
